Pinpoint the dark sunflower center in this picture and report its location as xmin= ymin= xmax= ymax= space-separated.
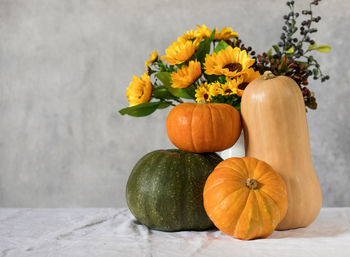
xmin=204 ymin=93 xmax=209 ymax=100
xmin=238 ymin=82 xmax=249 ymax=90
xmin=223 ymin=63 xmax=242 ymax=72
xmin=225 ymin=89 xmax=232 ymax=94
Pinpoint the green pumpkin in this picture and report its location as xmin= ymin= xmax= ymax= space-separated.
xmin=126 ymin=149 xmax=223 ymax=232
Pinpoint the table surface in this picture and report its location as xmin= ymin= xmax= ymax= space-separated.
xmin=1 ymin=208 xmax=350 ymax=257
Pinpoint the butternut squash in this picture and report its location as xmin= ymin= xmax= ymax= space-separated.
xmin=241 ymin=71 xmax=322 ymax=230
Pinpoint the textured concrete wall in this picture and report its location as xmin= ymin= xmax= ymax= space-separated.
xmin=0 ymin=0 xmax=349 ymax=207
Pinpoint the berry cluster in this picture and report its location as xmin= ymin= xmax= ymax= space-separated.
xmin=226 ymin=38 xmax=256 ymax=57
xmin=254 ymin=0 xmax=330 ymax=110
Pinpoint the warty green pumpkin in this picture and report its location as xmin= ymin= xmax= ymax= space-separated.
xmin=126 ymin=149 xmax=223 ymax=231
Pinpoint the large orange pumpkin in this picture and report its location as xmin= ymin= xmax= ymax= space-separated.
xmin=166 ymin=102 xmax=241 ymax=153
xmin=203 ymin=157 xmax=288 ymax=240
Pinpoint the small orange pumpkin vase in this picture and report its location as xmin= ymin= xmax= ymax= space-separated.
xmin=203 ymin=157 xmax=288 ymax=240
xmin=166 ymin=102 xmax=241 ymax=153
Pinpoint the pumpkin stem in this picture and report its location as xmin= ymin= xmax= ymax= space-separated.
xmin=261 ymin=71 xmax=276 ymax=80
xmin=198 ymin=99 xmax=208 ymax=105
xmin=246 ymin=178 xmax=259 ymax=190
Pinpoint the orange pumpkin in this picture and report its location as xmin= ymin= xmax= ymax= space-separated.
xmin=166 ymin=102 xmax=241 ymax=153
xmin=203 ymin=157 xmax=288 ymax=240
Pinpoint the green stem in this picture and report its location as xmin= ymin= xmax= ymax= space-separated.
xmin=174 ymin=98 xmax=184 ymax=103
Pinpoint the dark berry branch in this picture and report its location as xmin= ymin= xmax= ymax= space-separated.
xmin=254 ymin=0 xmax=330 ymax=110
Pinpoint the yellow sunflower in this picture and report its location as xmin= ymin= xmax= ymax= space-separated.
xmin=162 ymin=37 xmax=200 ymax=65
xmin=195 ymin=83 xmax=210 ymax=103
xmin=240 ymin=68 xmax=261 ymax=83
xmin=204 ymin=46 xmax=255 ymax=78
xmin=196 ymin=24 xmax=238 ymax=40
xmin=171 ymin=60 xmax=202 ymax=88
xmin=207 ymin=81 xmax=222 ymax=97
xmin=216 ymin=26 xmax=239 ymax=40
xmin=195 ymin=24 xmax=212 ymax=38
xmin=225 ymin=79 xmax=242 ymax=96
xmin=125 ymin=73 xmax=152 ymax=106
xmin=145 ymin=51 xmax=158 ymax=73
xmin=183 ymin=29 xmax=200 ymax=40
xmin=220 ymin=81 xmax=239 ymax=96
xmin=227 ymin=68 xmax=261 ymax=96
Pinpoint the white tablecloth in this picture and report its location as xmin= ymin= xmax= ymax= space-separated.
xmin=1 ymin=208 xmax=350 ymax=257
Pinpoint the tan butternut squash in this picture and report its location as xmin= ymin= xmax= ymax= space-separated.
xmin=241 ymin=71 xmax=322 ymax=230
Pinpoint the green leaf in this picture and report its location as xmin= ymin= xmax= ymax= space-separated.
xmin=152 ymin=86 xmax=178 ymax=100
xmin=156 ymin=72 xmax=172 ymax=87
xmin=316 ymin=45 xmax=331 ymax=53
xmin=217 ymin=75 xmax=227 ymax=84
xmin=155 ymin=72 xmax=194 ymax=99
xmin=204 ymin=74 xmax=227 ymax=84
xmin=209 ymin=94 xmax=242 ymax=113
xmin=267 ymin=48 xmax=273 ymax=58
xmin=295 ymin=61 xmax=309 ymax=66
xmin=214 ymin=40 xmax=229 ymax=53
xmin=204 ymin=74 xmax=218 ymax=83
xmin=308 ymin=44 xmax=331 ymax=53
xmin=157 ymin=102 xmax=172 ymax=109
xmin=285 ymin=46 xmax=294 ymax=54
xmin=119 ymin=102 xmax=163 ymax=117
xmin=184 ymin=84 xmax=197 ymax=99
xmin=272 ymin=45 xmax=280 ymax=53
xmin=192 ymin=29 xmax=216 ymax=63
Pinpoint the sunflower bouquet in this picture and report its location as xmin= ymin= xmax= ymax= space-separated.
xmin=119 ymin=25 xmax=259 ymax=117
xmin=119 ymin=0 xmax=330 ymax=117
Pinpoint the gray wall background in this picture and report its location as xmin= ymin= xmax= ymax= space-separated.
xmin=0 ymin=0 xmax=349 ymax=207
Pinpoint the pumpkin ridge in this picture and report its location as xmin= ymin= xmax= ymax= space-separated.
xmin=251 ymin=192 xmax=264 ymax=239
xmin=208 ymin=104 xmax=216 ymax=150
xmin=129 ymin=151 xmax=161 ymax=228
xmin=154 ymin=153 xmax=179 ymax=229
xmin=204 ymin=179 xmax=242 ymax=195
xmin=240 ymin=158 xmax=252 ymax=178
xmin=226 ymin=187 xmax=251 ymax=233
xmin=218 ymin=158 xmax=249 ymax=177
xmin=253 ymin=167 xmax=274 ymax=182
xmin=214 ymin=166 xmax=247 ymax=179
xmin=204 ymin=178 xmax=245 ymax=200
xmin=252 ymin=161 xmax=282 ymax=183
xmin=258 ymin=190 xmax=283 ymax=226
xmin=261 ymin=189 xmax=286 ymax=226
xmin=233 ymin=190 xmax=256 ymax=239
xmin=143 ymin=153 xmax=161 ymax=226
xmin=211 ymin=104 xmax=224 ymax=150
xmin=190 ymin=104 xmax=199 ymax=152
xmin=209 ymin=187 xmax=249 ymax=232
xmin=255 ymin=191 xmax=274 ymax=238
xmin=243 ymin=157 xmax=262 ymax=179
xmin=250 ymin=160 xmax=267 ymax=180
xmin=259 ymin=185 xmax=288 ymax=203
xmin=254 ymin=191 xmax=275 ymax=236
xmin=177 ymin=152 xmax=187 ymax=229
xmin=220 ymin=104 xmax=233 ymax=149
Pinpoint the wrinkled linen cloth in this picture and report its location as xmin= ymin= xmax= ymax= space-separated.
xmin=1 ymin=208 xmax=350 ymax=257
